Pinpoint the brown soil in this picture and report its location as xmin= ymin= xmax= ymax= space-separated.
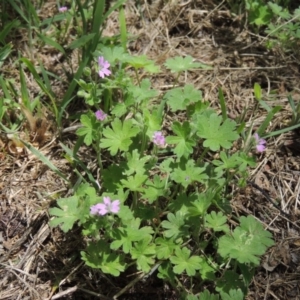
xmin=1 ymin=0 xmax=300 ymax=299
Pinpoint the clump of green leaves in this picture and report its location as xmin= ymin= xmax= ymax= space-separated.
xmin=243 ymin=0 xmax=300 ymax=51
xmin=49 ymin=49 xmax=274 ymax=299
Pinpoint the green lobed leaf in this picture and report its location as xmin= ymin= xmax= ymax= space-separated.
xmin=165 ymin=55 xmax=202 ymax=73
xmin=218 ymin=216 xmax=274 ymax=265
xmin=216 ymin=270 xmax=246 ymax=294
xmin=155 ymin=237 xmax=179 ymax=259
xmin=81 ymin=240 xmax=125 ymax=276
xmin=100 ymin=119 xmax=140 ymax=155
xmin=123 ymin=150 xmax=151 ymax=176
xmin=127 ymin=79 xmax=159 ymax=105
xmin=164 ymin=84 xmax=202 ymax=112
xmin=166 ymin=121 xmax=196 ymax=158
xmin=171 ymin=159 xmax=208 ymax=188
xmin=157 ymin=261 xmax=176 ymax=285
xmin=220 ymin=289 xmax=244 ymax=300
xmin=98 ymin=46 xmax=129 ymax=65
xmin=49 ymin=196 xmax=80 ymax=232
xmin=161 ymin=211 xmax=189 ymax=241
xmin=120 ymin=173 xmax=148 ymax=192
xmin=198 ymin=258 xmax=217 ymax=281
xmin=76 ymin=114 xmax=97 ymax=146
xmin=212 ymin=152 xmax=241 ymax=173
xmin=142 ymin=175 xmax=167 ymax=204
xmin=205 ymin=211 xmax=229 ymax=233
xmin=170 ymin=247 xmax=203 ymax=276
xmin=197 ymin=290 xmax=220 ymax=300
xmin=125 ymin=55 xmax=156 ymax=69
xmin=110 ymin=218 xmax=153 ymax=253
xmin=195 ymin=113 xmax=239 ymax=151
xmin=130 ymin=236 xmax=156 ymax=272
xmin=169 ymin=193 xmax=198 ymax=215
xmin=188 ymin=192 xmax=214 ymax=217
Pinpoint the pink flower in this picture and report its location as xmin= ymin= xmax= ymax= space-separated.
xmin=95 ymin=109 xmax=107 ymax=121
xmin=59 ymin=6 xmax=68 ymax=12
xmin=98 ymin=56 xmax=111 ymax=78
xmin=90 ymin=197 xmax=120 ymax=216
xmin=153 ymin=131 xmax=166 ymax=147
xmin=254 ymin=133 xmax=266 ymax=152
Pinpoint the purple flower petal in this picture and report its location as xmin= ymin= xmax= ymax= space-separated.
xmin=90 ymin=203 xmax=107 ymax=215
xmin=59 ymin=6 xmax=68 ymax=12
xmin=98 ymin=56 xmax=111 ymax=78
xmin=99 ymin=69 xmax=111 ymax=78
xmin=95 ymin=109 xmax=107 ymax=121
xmin=90 ymin=197 xmax=120 ymax=216
xmin=253 ymin=133 xmax=267 ymax=152
xmin=109 ymin=200 xmax=120 ymax=213
xmin=253 ymin=133 xmax=260 ymax=143
xmin=97 ymin=203 xmax=108 ymax=215
xmin=103 ymin=196 xmax=111 ymax=205
xmin=256 ymin=144 xmax=266 ymax=152
xmin=90 ymin=204 xmax=99 ymax=215
xmin=153 ymin=131 xmax=166 ymax=147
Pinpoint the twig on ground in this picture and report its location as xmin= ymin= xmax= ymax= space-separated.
xmin=51 ymin=286 xmax=78 ymax=299
xmin=113 ymin=272 xmax=145 ymax=299
xmin=78 ymin=287 xmax=112 ymax=300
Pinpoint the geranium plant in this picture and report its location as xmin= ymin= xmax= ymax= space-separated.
xmin=49 ymin=49 xmax=274 ymax=299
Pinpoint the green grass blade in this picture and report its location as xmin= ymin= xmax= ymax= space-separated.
xmin=40 ymin=14 xmax=67 ymax=27
xmin=0 ymin=76 xmax=12 ymax=100
xmin=8 ymin=80 xmax=19 ymax=98
xmin=37 ymin=57 xmax=53 ymax=95
xmin=59 ymin=141 xmax=99 ymax=190
xmin=218 ymin=88 xmax=227 ymax=120
xmin=23 ymin=0 xmax=40 ymax=27
xmin=103 ymin=0 xmax=127 ymax=20
xmin=264 ymin=123 xmax=300 ymax=138
xmin=254 ymin=82 xmax=262 ymax=100
xmin=236 ymin=121 xmax=246 ymax=135
xmin=37 ymin=33 xmax=65 ymax=54
xmin=19 ymin=57 xmax=58 ymax=120
xmin=91 ymin=0 xmax=105 ymax=34
xmin=287 ymin=94 xmax=295 ymax=112
xmin=21 ymin=139 xmax=68 ymax=182
xmin=8 ymin=0 xmax=29 ymax=23
xmin=0 ymin=98 xmax=5 ymax=120
xmin=87 ymin=0 xmax=105 ymax=57
xmin=58 ymin=55 xmax=89 ymax=129
xmin=75 ymin=0 xmax=87 ymax=35
xmin=0 ymin=44 xmax=12 ymax=67
xmin=68 ymin=33 xmax=96 ymax=50
xmin=119 ymin=4 xmax=127 ymax=51
xmin=257 ymin=106 xmax=282 ymax=135
xmin=19 ymin=67 xmax=30 ymax=108
xmin=0 ymin=20 xmax=20 ymax=43
xmin=73 ymin=135 xmax=84 ymax=157
xmin=258 ymin=99 xmax=271 ymax=112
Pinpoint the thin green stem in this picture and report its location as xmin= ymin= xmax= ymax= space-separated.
xmin=94 ymin=128 xmax=104 ymax=171
xmin=132 ymin=191 xmax=138 ymax=209
xmin=139 ymin=126 xmax=148 ymax=157
xmin=197 ymin=147 xmax=209 ymax=164
xmin=134 ymin=68 xmax=141 ymax=87
xmin=103 ymin=88 xmax=112 ymax=112
xmin=173 ymin=72 xmax=181 ymax=87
